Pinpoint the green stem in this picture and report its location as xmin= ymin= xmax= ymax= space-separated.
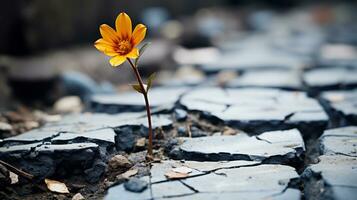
xmin=127 ymin=58 xmax=153 ymax=157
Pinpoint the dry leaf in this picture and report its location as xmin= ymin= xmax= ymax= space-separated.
xmin=164 ymin=171 xmax=189 ymax=180
xmin=121 ymin=169 xmax=138 ymax=179
xmin=172 ymin=166 xmax=192 ymax=174
xmin=135 ymin=138 xmax=146 ymax=148
xmin=45 ymin=178 xmax=70 ymax=194
xmin=9 ymin=171 xmax=18 ymax=184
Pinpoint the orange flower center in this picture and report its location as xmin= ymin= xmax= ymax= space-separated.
xmin=115 ymin=40 xmax=132 ymax=55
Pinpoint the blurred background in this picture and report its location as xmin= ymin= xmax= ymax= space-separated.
xmin=0 ymin=0 xmax=356 ymax=112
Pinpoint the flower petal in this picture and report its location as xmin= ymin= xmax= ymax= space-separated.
xmin=132 ymin=24 xmax=147 ymax=46
xmin=109 ymin=55 xmax=126 ymax=67
xmin=115 ymin=12 xmax=132 ymax=39
xmin=94 ymin=39 xmax=117 ymax=56
xmin=100 ymin=24 xmax=119 ymax=43
xmin=126 ymin=48 xmax=139 ymax=59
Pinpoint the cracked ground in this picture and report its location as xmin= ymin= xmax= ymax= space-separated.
xmin=1 ymin=5 xmax=357 ymax=200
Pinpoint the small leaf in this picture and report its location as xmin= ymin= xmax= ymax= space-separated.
xmin=164 ymin=171 xmax=189 ymax=180
xmin=134 ymin=42 xmax=151 ymax=66
xmin=45 ymin=178 xmax=70 ymax=194
xmin=131 ymin=84 xmax=147 ymax=94
xmin=147 ymin=72 xmax=156 ymax=91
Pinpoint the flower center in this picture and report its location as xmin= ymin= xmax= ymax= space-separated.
xmin=115 ymin=40 xmax=132 ymax=55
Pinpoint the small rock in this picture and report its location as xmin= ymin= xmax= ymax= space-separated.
xmin=128 ymin=151 xmax=147 ymax=164
xmin=109 ymin=155 xmax=132 ymax=170
xmin=72 ymin=193 xmax=85 ymax=200
xmin=0 ymin=122 xmax=12 ymax=132
xmin=24 ymin=121 xmax=39 ymax=130
xmin=54 ymin=96 xmax=82 ymax=113
xmin=124 ymin=178 xmax=148 ymax=193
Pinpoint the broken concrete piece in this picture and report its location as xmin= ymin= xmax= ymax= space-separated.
xmin=90 ymin=87 xmax=189 ymax=113
xmin=303 ymin=155 xmax=357 ymax=200
xmin=172 ymin=129 xmax=305 ymax=164
xmin=180 ymin=87 xmax=328 ymax=136
xmin=109 ymin=155 xmax=132 ymax=170
xmin=320 ymin=89 xmax=357 ymax=126
xmin=303 ymin=67 xmax=357 ymax=94
xmin=124 ymin=178 xmax=148 ymax=193
xmin=105 ymin=163 xmax=299 ymax=200
xmin=320 ymin=126 xmax=357 ymax=157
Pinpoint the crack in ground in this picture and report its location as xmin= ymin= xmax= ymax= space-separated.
xmin=255 ymin=135 xmax=272 ymax=144
xmin=178 ymin=180 xmax=199 ymax=193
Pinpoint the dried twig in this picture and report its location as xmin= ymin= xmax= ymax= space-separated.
xmin=0 ymin=160 xmax=34 ymax=180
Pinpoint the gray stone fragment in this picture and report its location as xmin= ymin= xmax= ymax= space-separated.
xmin=182 ymin=164 xmax=298 ymax=195
xmin=167 ymin=188 xmax=300 ymax=200
xmin=90 ymin=87 xmax=189 ymax=113
xmin=200 ymin=46 xmax=308 ymax=73
xmin=303 ymin=67 xmax=357 ymax=93
xmin=2 ymin=129 xmax=60 ymax=142
xmin=53 ymin=128 xmax=116 ymax=144
xmin=44 ymin=112 xmax=173 ymax=132
xmin=180 ymin=87 xmax=328 ymax=136
xmin=305 ymin=155 xmax=357 ymax=200
xmin=227 ymin=69 xmax=301 ymax=90
xmin=320 ymin=126 xmax=357 ymax=157
xmin=124 ymin=178 xmax=148 ymax=193
xmin=106 ymin=176 xmax=194 ymax=200
xmin=0 ymin=142 xmax=42 ymax=154
xmin=320 ymin=90 xmax=357 ymax=126
xmin=0 ymin=142 xmax=99 ymax=179
xmin=176 ymin=129 xmax=305 ymax=163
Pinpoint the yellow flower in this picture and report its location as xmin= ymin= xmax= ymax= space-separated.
xmin=94 ymin=12 xmax=147 ymax=67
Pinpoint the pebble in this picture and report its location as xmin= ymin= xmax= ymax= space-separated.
xmin=0 ymin=122 xmax=12 ymax=132
xmin=54 ymin=96 xmax=82 ymax=113
xmin=109 ymin=155 xmax=132 ymax=170
xmin=123 ymin=178 xmax=148 ymax=193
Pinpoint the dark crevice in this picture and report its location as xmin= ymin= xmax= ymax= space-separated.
xmin=160 ymin=192 xmax=196 ymax=199
xmin=178 ymin=180 xmax=199 ymax=193
xmin=255 ymin=135 xmax=272 ymax=144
